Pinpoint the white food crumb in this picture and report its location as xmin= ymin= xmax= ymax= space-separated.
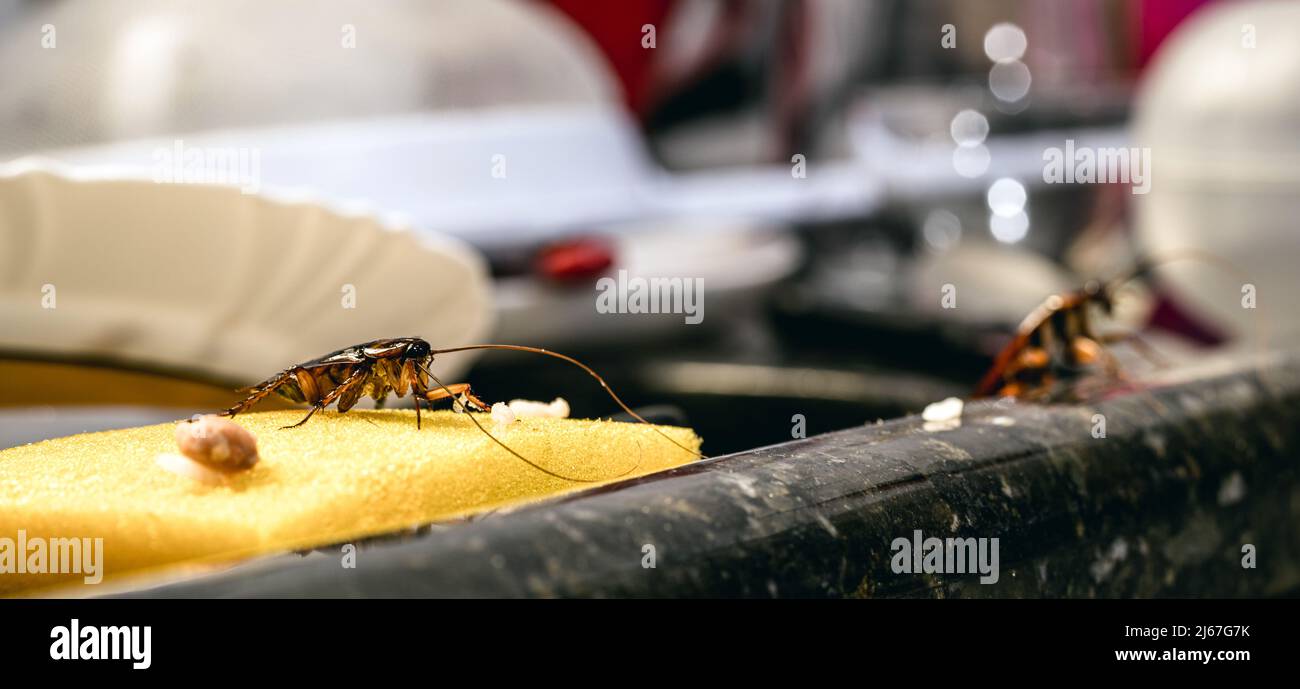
xmin=922 ymin=397 xmax=964 ymax=423
xmin=507 ymin=397 xmax=570 ymax=419
xmin=155 ymin=452 xmax=229 ymax=486
xmin=491 ymin=402 xmax=517 ymax=428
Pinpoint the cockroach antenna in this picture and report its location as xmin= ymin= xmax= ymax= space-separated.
xmin=417 ymin=363 xmax=641 ymax=483
xmin=427 ymin=343 xmax=706 ymax=461
xmin=1112 ymin=247 xmax=1253 ymax=294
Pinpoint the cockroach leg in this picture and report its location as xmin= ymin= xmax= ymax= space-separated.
xmin=1069 ymin=335 xmax=1105 ymax=368
xmin=1066 ymin=335 xmax=1133 ymax=400
xmin=282 ymin=405 xmax=322 ymax=429
xmin=421 ymin=383 xmax=489 ymax=412
xmin=220 ymin=372 xmax=291 ymax=419
xmin=321 ymin=366 xmax=369 ymax=411
xmin=1015 ymin=346 xmax=1051 ymax=372
xmin=1100 ymin=330 xmax=1169 ymax=369
xmin=295 ymin=369 xmax=320 ymax=406
xmin=277 ymin=366 xmax=369 ymax=430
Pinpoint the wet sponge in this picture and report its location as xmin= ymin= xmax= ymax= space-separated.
xmin=0 ymin=410 xmax=700 ymax=595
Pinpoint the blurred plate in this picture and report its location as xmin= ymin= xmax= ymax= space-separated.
xmin=494 ymin=219 xmax=802 ymax=347
xmin=0 ymin=159 xmax=493 ymax=385
xmin=33 ymin=108 xmax=654 ymax=248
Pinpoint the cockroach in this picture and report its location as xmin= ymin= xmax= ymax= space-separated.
xmin=972 ymin=249 xmax=1256 ymax=400
xmin=214 ymin=338 xmax=701 ymax=481
xmin=972 ymin=278 xmax=1134 ymax=399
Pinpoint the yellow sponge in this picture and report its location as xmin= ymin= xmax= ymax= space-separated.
xmin=0 ymin=410 xmax=701 ymax=595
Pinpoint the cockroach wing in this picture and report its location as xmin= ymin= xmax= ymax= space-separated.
xmin=297 ymin=348 xmax=368 ymax=369
xmin=361 ymin=338 xmax=420 ymax=359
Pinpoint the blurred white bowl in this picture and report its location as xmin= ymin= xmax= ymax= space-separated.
xmin=1134 ymin=1 xmax=1300 ymax=349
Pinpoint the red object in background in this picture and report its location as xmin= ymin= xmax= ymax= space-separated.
xmin=546 ymin=0 xmax=675 ymax=114
xmin=1147 ymin=291 xmax=1228 ymax=347
xmin=1135 ymin=0 xmax=1215 ymax=68
xmin=536 ymin=238 xmax=616 ymax=283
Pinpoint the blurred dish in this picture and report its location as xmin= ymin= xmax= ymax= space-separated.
xmin=1134 ymin=1 xmax=1300 ymax=349
xmin=494 ymin=219 xmax=802 ymax=347
xmin=0 ymin=0 xmax=615 ymax=155
xmin=37 ymin=107 xmax=656 ymax=248
xmin=0 ymin=160 xmax=493 ymax=385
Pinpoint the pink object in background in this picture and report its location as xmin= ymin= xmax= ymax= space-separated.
xmin=1136 ymin=0 xmax=1216 ymax=68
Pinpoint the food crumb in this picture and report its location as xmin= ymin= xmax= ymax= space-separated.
xmin=491 ymin=402 xmax=517 ymax=429
xmin=508 ymin=397 xmax=570 ymax=419
xmin=155 ymin=452 xmax=230 ymax=486
xmin=921 ymin=397 xmax=964 ymax=432
xmin=922 ymin=397 xmax=964 ymax=423
xmin=171 ymin=414 xmax=259 ymax=474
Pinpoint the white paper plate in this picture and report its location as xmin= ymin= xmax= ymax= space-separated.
xmin=0 ymin=160 xmax=494 ymax=384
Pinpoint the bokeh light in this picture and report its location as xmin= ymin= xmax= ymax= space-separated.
xmin=952 ymin=144 xmax=991 ymax=178
xmin=922 ymin=210 xmax=962 ymax=251
xmin=990 ymin=210 xmax=1030 ymax=244
xmin=986 ymin=178 xmax=1026 ymax=217
xmin=989 ymin=60 xmax=1032 ymax=102
xmin=983 ymin=23 xmax=1027 ymax=63
xmin=949 ymin=109 xmax=990 ymax=147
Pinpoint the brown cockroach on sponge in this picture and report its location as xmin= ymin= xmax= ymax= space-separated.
xmin=213 ymin=338 xmax=702 ymax=481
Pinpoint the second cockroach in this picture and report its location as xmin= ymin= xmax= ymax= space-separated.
xmin=972 ymin=278 xmax=1133 ymax=399
xmin=973 ymin=250 xmax=1253 ymax=400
